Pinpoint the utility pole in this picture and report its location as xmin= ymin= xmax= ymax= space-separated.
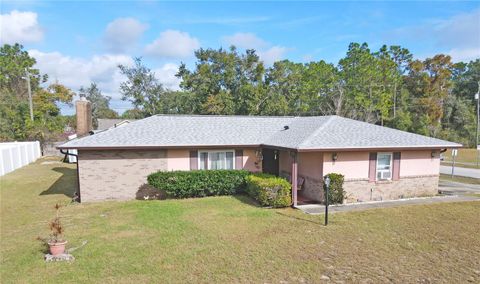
xmin=25 ymin=68 xmax=33 ymax=121
xmin=476 ymin=81 xmax=479 ymax=167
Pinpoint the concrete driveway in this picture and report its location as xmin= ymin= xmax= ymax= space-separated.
xmin=440 ymin=165 xmax=480 ymax=179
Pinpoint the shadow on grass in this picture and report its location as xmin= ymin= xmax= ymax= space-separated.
xmin=40 ymin=167 xmax=77 ymax=198
xmin=275 ymin=211 xmax=324 ymax=225
xmin=232 ymin=194 xmax=262 ymax=207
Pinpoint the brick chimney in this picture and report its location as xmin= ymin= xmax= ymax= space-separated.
xmin=76 ymin=97 xmax=92 ymax=137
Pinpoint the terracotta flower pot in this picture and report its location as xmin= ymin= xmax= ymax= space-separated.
xmin=48 ymin=241 xmax=67 ymax=256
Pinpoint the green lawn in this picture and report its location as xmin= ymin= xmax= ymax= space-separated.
xmin=442 ymin=148 xmax=480 ymax=169
xmin=1 ymin=157 xmax=480 ymax=283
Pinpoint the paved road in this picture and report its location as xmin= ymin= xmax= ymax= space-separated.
xmin=438 ymin=180 xmax=480 ymax=195
xmin=440 ymin=165 xmax=480 ymax=179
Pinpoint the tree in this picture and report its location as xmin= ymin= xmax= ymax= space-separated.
xmin=338 ymin=43 xmax=397 ymax=124
xmin=263 ymin=60 xmax=303 ymax=115
xmin=0 ymin=44 xmax=47 ymax=141
xmin=0 ymin=43 xmax=46 ymax=99
xmin=0 ymin=44 xmax=75 ymax=143
xmin=301 ymin=60 xmax=342 ymax=116
xmin=406 ymin=55 xmax=453 ymax=136
xmin=177 ymin=46 xmax=267 ymax=115
xmin=119 ymin=57 xmax=167 ymax=117
xmin=121 ymin=108 xmax=145 ymax=119
xmin=79 ymin=83 xmax=118 ymax=128
xmin=442 ymin=59 xmax=480 ymax=146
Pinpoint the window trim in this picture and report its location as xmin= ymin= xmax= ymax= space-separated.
xmin=376 ymin=152 xmax=393 ymax=181
xmin=198 ymin=150 xmax=235 ymax=170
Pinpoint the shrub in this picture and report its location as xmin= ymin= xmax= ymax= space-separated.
xmin=324 ymin=173 xmax=345 ymax=204
xmin=245 ymin=173 xmax=291 ymax=208
xmin=136 ymin=184 xmax=168 ymax=200
xmin=147 ymin=170 xmax=250 ymax=198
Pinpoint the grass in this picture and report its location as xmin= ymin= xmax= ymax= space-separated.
xmin=440 ymin=174 xmax=480 ymax=185
xmin=442 ymin=148 xmax=480 ymax=169
xmin=1 ymin=157 xmax=480 ymax=283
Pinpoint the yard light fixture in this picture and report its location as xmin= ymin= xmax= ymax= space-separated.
xmin=324 ymin=175 xmax=331 ymax=226
xmin=332 ymin=152 xmax=338 ymax=162
xmin=475 ymin=81 xmax=479 ymax=167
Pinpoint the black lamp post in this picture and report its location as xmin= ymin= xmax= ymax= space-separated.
xmin=324 ymin=175 xmax=331 ymax=226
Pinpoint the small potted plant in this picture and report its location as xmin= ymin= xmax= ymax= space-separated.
xmin=46 ymin=203 xmax=67 ymax=255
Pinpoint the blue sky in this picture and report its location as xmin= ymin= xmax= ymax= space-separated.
xmin=1 ymin=1 xmax=479 ymax=114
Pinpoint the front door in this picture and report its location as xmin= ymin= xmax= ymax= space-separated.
xmin=262 ymin=148 xmax=279 ymax=176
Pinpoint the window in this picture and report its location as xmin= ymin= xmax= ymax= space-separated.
xmin=376 ymin=152 xmax=392 ymax=180
xmin=199 ymin=150 xmax=235 ymax=170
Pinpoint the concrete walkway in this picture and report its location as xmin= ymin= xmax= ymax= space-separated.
xmin=440 ymin=165 xmax=480 ymax=179
xmin=297 ymin=195 xmax=479 ymax=215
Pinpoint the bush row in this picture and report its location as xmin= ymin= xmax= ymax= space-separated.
xmin=147 ymin=170 xmax=250 ymax=198
xmin=147 ymin=170 xmax=344 ymax=207
xmin=245 ymin=173 xmax=292 ymax=208
xmin=324 ymin=173 xmax=345 ymax=204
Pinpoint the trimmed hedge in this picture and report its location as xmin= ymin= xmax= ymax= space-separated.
xmin=147 ymin=170 xmax=249 ymax=198
xmin=324 ymin=173 xmax=345 ymax=204
xmin=246 ymin=173 xmax=292 ymax=208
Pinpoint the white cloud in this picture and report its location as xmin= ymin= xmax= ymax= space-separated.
xmin=0 ymin=10 xmax=43 ymax=44
xmin=433 ymin=9 xmax=480 ymax=48
xmin=222 ymin=32 xmax=290 ymax=65
xmin=103 ymin=17 xmax=148 ymax=53
xmin=391 ymin=9 xmax=480 ymax=62
xmin=145 ymin=30 xmax=200 ymax=58
xmin=447 ymin=47 xmax=480 ymax=63
xmin=153 ymin=63 xmax=181 ymax=91
xmin=223 ymin=32 xmax=268 ymax=49
xmin=258 ymin=46 xmax=289 ymax=65
xmin=30 ymin=49 xmax=182 ymax=114
xmin=29 ymin=49 xmax=133 ymax=99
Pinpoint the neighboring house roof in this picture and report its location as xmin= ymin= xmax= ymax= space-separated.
xmin=96 ymin=119 xmax=136 ymax=130
xmin=59 ymin=115 xmax=461 ymax=151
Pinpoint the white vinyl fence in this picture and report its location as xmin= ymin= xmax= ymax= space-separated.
xmin=0 ymin=141 xmax=42 ymax=176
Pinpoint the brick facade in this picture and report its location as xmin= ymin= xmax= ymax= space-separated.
xmin=342 ymin=175 xmax=439 ymax=203
xmin=300 ymin=176 xmax=324 ymax=202
xmin=78 ymin=150 xmax=167 ymax=202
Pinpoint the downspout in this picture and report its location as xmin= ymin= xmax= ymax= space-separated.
xmin=60 ymin=149 xmax=81 ymax=203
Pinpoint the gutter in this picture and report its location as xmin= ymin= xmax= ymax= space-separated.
xmin=56 ymin=143 xmax=462 ymax=152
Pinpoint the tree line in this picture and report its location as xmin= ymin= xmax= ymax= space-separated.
xmin=1 ymin=43 xmax=478 ymax=147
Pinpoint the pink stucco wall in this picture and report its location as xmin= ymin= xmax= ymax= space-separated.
xmin=166 ymin=148 xmax=261 ymax=171
xmin=323 ymin=151 xmax=370 ymax=179
xmin=298 ymin=152 xmax=323 ymax=179
xmin=400 ymin=150 xmax=440 ymax=177
xmin=322 ymin=150 xmax=440 ymax=180
xmin=167 ymin=149 xmax=190 ymax=171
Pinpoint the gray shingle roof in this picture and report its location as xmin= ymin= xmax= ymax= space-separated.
xmin=58 ymin=115 xmax=461 ymax=150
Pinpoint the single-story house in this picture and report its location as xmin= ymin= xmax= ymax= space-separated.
xmin=58 ymin=101 xmax=461 ymax=204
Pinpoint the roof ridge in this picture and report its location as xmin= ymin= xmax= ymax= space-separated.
xmin=154 ymin=114 xmax=299 ymax=118
xmin=297 ymin=116 xmax=337 ymax=148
